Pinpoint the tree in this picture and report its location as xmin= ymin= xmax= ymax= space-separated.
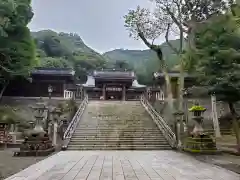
xmin=0 ymin=0 xmax=17 ymax=37
xmin=187 ymin=13 xmax=240 ymax=152
xmin=0 ymin=0 xmax=37 ymax=98
xmin=114 ymin=60 xmax=132 ymax=70
xmin=124 ymin=0 xmax=230 ymax=112
xmin=124 ymin=6 xmax=174 ymax=109
xmin=39 ymin=57 xmax=72 ymax=68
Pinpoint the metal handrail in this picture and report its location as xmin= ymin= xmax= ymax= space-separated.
xmin=62 ymin=95 xmax=88 ymax=150
xmin=140 ymin=95 xmax=177 ymax=148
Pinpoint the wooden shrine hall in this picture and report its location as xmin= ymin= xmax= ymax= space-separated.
xmin=1 ymin=67 xmax=194 ymax=101
xmin=79 ymin=70 xmax=146 ymax=100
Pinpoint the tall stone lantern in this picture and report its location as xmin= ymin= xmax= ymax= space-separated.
xmin=189 ymin=102 xmax=206 ymax=136
xmin=51 ymin=108 xmax=62 ymax=147
xmin=32 ymin=102 xmax=47 ymax=134
xmin=14 ymin=102 xmax=54 ymax=156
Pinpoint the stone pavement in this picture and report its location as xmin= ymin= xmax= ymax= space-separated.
xmin=5 ymin=151 xmax=240 ymax=180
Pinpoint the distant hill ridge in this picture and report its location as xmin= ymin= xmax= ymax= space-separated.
xmin=103 ymin=39 xmax=181 ymax=69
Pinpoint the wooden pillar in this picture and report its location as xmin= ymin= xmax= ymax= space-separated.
xmin=122 ymin=85 xmax=126 ymax=101
xmin=102 ymin=84 xmax=106 ymax=100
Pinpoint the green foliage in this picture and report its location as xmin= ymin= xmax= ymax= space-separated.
xmin=39 ymin=57 xmax=72 ymax=68
xmin=185 ymin=14 xmax=240 ymax=103
xmin=0 ymin=106 xmax=22 ymax=124
xmin=0 ymin=0 xmax=36 ymax=88
xmin=0 ymin=0 xmax=17 ymax=37
xmin=32 ymin=30 xmax=107 ymax=82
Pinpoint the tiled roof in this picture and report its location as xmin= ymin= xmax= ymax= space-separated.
xmin=93 ymin=70 xmax=135 ymax=79
xmin=31 ymin=68 xmax=75 ymax=76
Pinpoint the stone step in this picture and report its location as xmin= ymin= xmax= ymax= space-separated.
xmin=70 ymin=137 xmax=167 ymax=141
xmin=75 ymin=127 xmax=159 ymax=130
xmin=69 ymin=143 xmax=169 ymax=146
xmin=67 ymin=145 xmax=171 ymax=150
xmin=73 ymin=130 xmax=162 ymax=133
xmin=73 ymin=132 xmax=163 ymax=137
xmin=72 ymin=135 xmax=164 ymax=138
xmin=69 ymin=139 xmax=169 ymax=144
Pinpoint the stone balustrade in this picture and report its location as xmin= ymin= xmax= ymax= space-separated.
xmin=140 ymin=95 xmax=177 ymax=148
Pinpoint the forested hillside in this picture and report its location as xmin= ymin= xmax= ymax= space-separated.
xmin=103 ymin=39 xmax=180 ymax=69
xmin=103 ymin=39 xmax=181 ymax=84
xmin=32 ymin=30 xmax=107 ymax=82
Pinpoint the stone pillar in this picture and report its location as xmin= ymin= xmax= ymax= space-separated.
xmin=10 ymin=124 xmax=14 ymax=132
xmin=52 ymin=122 xmax=58 ymax=146
xmin=102 ymin=84 xmax=106 ymax=100
xmin=48 ymin=123 xmax=52 ymax=137
xmin=122 ymin=85 xmax=126 ymax=101
xmin=15 ymin=124 xmax=18 ymax=132
xmin=211 ymin=94 xmax=221 ymax=138
xmin=177 ymin=121 xmax=182 ymax=147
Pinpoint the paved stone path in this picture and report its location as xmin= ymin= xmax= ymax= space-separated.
xmin=5 ymin=151 xmax=240 ymax=180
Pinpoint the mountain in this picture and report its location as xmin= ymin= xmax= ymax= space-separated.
xmin=31 ymin=30 xmax=107 ymax=82
xmin=103 ymin=39 xmax=181 ymax=70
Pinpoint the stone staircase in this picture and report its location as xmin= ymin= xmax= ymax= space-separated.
xmin=67 ymin=101 xmax=171 ymax=150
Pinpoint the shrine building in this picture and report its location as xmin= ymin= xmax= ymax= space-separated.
xmin=79 ymin=69 xmax=146 ymax=100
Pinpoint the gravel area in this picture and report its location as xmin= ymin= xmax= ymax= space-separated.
xmin=0 ymin=148 xmax=54 ymax=179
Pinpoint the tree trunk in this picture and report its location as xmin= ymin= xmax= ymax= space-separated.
xmin=228 ymin=102 xmax=240 ymax=152
xmin=178 ymin=57 xmax=185 ymax=138
xmin=178 ymin=57 xmax=185 ymax=111
xmin=0 ymin=80 xmax=9 ymax=102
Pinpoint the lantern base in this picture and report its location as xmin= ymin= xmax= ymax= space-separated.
xmin=183 ymin=134 xmax=217 ymax=154
xmin=14 ymin=129 xmax=55 ymax=157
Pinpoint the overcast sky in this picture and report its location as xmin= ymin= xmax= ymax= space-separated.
xmin=29 ymin=0 xmax=167 ymax=53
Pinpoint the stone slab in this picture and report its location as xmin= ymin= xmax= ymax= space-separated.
xmin=4 ymin=151 xmax=240 ymax=180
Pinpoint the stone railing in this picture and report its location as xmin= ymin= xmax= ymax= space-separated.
xmin=140 ymin=95 xmax=177 ymax=148
xmin=61 ymin=95 xmax=88 ymax=150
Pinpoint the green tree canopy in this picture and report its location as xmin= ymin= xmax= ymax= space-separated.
xmin=184 ymin=12 xmax=240 ymax=151
xmin=0 ymin=0 xmax=37 ymax=97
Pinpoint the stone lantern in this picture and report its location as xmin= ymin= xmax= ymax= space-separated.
xmin=184 ymin=102 xmax=217 ymax=153
xmin=50 ymin=108 xmax=62 ymax=147
xmin=189 ymin=102 xmax=206 ymax=137
xmin=14 ymin=102 xmax=55 ymax=156
xmin=32 ymin=102 xmax=47 ymax=134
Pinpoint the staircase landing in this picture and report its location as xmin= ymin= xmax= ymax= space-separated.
xmin=5 ymin=151 xmax=240 ymax=180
